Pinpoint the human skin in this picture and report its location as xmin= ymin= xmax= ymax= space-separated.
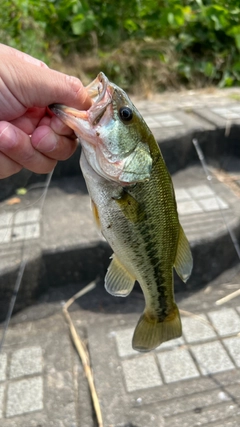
xmin=0 ymin=44 xmax=91 ymax=179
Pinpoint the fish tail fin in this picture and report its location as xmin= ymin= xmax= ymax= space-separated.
xmin=132 ymin=304 xmax=182 ymax=352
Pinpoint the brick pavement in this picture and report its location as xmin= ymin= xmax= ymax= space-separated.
xmin=1 ymin=290 xmax=240 ymax=427
xmin=86 ymin=293 xmax=240 ymax=427
xmin=1 ymin=275 xmax=240 ymax=426
xmin=0 ymin=313 xmax=94 ymax=427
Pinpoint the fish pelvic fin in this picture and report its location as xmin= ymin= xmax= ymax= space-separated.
xmin=174 ymin=225 xmax=193 ymax=283
xmin=105 ymin=254 xmax=135 ymax=297
xmin=132 ymin=304 xmax=182 ymax=352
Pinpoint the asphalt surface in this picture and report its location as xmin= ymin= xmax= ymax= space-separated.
xmin=0 ymin=87 xmax=240 ymax=426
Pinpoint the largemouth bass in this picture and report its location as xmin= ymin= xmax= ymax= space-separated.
xmin=49 ymin=73 xmax=193 ymax=352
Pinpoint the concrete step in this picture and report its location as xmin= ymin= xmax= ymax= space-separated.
xmin=0 ymin=163 xmax=239 ymax=322
xmin=1 ymin=95 xmax=240 ymax=321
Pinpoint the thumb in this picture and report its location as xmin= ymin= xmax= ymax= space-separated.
xmin=1 ymin=50 xmax=91 ymax=117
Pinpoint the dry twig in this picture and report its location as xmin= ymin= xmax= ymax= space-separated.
xmin=215 ymin=288 xmax=240 ymax=306
xmin=179 ymin=309 xmax=212 ymax=327
xmin=211 ymin=167 xmax=240 ymax=198
xmin=63 ymin=280 xmax=103 ymax=427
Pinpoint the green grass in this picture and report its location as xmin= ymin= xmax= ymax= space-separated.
xmin=2 ymin=0 xmax=240 ymax=92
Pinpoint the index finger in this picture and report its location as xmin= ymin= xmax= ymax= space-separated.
xmin=1 ymin=47 xmax=92 ymax=114
xmin=0 ymin=44 xmax=48 ymax=68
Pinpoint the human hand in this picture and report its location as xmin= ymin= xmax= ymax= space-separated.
xmin=0 ymin=44 xmax=91 ymax=179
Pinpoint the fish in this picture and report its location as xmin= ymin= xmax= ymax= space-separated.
xmin=49 ymin=72 xmax=193 ymax=352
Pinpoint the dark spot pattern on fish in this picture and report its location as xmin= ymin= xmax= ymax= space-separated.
xmin=139 ymin=224 xmax=170 ymax=322
xmin=115 ymin=190 xmax=146 ymax=223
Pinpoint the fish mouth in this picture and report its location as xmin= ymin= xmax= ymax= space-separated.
xmin=49 ymin=72 xmax=152 ymax=186
xmin=49 ymin=72 xmax=113 ymax=131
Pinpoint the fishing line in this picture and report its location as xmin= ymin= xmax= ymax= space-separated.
xmin=0 ymin=170 xmax=54 ymax=353
xmin=192 ymin=138 xmax=240 ymax=262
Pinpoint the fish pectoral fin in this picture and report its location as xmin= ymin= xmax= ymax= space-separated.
xmin=132 ymin=304 xmax=182 ymax=352
xmin=105 ymin=254 xmax=135 ymax=297
xmin=115 ymin=190 xmax=145 ymax=223
xmin=174 ymin=225 xmax=193 ymax=283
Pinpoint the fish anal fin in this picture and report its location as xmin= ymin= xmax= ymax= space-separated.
xmin=132 ymin=304 xmax=182 ymax=352
xmin=174 ymin=225 xmax=193 ymax=283
xmin=105 ymin=254 xmax=135 ymax=297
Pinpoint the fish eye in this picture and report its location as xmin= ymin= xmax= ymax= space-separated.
xmin=119 ymin=107 xmax=133 ymax=122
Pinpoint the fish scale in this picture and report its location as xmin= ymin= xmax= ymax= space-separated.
xmin=49 ymin=72 xmax=193 ymax=352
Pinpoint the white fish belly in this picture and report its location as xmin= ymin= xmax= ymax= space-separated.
xmin=80 ymin=151 xmax=174 ymax=314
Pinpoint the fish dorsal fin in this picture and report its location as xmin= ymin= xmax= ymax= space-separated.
xmin=105 ymin=254 xmax=135 ymax=297
xmin=174 ymin=226 xmax=193 ymax=283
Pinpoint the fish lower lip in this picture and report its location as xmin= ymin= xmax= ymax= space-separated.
xmin=49 ymin=72 xmax=112 ymax=125
xmin=49 ymin=104 xmax=88 ymax=120
xmin=48 ymin=104 xmax=61 ymax=115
